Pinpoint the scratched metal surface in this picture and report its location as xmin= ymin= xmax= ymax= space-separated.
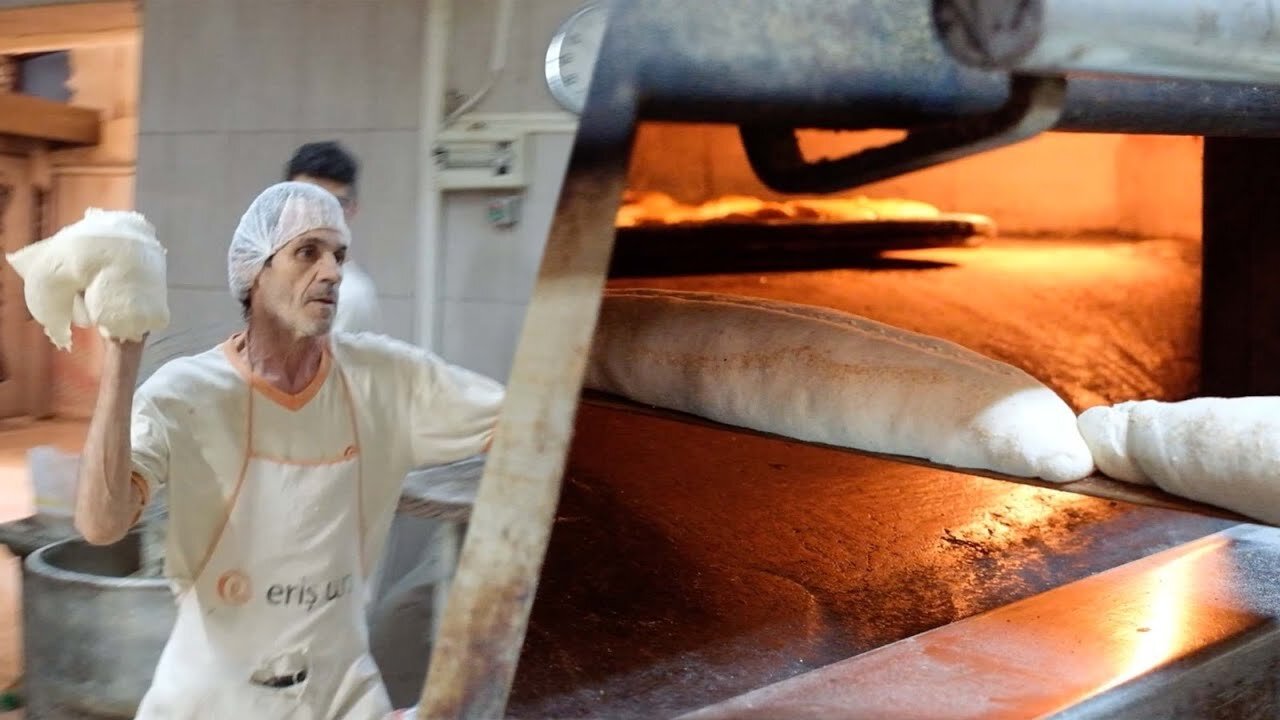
xmin=507 ymin=402 xmax=1235 ymax=719
xmin=591 ymin=0 xmax=1280 ymax=136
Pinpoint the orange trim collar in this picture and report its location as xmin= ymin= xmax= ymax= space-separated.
xmin=222 ymin=333 xmax=332 ymax=412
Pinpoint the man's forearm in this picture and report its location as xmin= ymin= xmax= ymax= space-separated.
xmin=75 ymin=339 xmax=146 ymax=545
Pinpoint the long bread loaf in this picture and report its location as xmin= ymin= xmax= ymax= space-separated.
xmin=586 ymin=289 xmax=1095 ymax=482
xmin=1079 ymin=397 xmax=1280 ymax=523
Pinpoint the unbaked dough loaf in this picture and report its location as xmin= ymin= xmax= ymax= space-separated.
xmin=586 ymin=289 xmax=1095 ymax=483
xmin=1079 ymin=397 xmax=1280 ymax=523
xmin=6 ymin=208 xmax=169 ymax=350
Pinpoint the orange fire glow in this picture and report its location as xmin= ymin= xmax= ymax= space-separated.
xmin=616 ymin=190 xmax=947 ymax=228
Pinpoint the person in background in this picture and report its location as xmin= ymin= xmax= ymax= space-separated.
xmin=285 ymin=141 xmax=382 ymax=334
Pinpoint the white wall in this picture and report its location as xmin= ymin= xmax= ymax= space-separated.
xmin=438 ymin=133 xmax=572 ymax=381
xmin=435 ymin=0 xmax=581 ymax=380
xmin=135 ymin=0 xmax=427 ymax=346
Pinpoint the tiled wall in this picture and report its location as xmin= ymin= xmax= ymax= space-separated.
xmin=135 ymin=0 xmax=426 ymax=345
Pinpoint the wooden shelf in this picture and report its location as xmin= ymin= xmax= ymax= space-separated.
xmin=0 ymin=1 xmax=137 ymax=55
xmin=0 ymin=92 xmax=99 ymax=146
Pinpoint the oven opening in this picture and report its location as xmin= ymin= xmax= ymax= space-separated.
xmin=609 ymin=121 xmax=1204 ymax=412
xmin=507 ymin=120 xmax=1221 ymax=719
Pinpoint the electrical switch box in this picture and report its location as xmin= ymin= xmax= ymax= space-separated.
xmin=432 ymin=130 xmax=527 ymax=190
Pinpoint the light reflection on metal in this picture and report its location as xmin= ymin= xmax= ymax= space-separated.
xmin=680 ymin=528 xmax=1278 ymax=720
xmin=1112 ymin=538 xmax=1226 ymax=687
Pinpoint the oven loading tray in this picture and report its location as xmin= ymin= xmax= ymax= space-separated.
xmin=611 ymin=213 xmax=994 ymax=277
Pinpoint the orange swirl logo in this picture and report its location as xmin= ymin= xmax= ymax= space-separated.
xmin=216 ymin=570 xmax=252 ymax=606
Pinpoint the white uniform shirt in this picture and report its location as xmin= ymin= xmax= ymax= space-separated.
xmin=130 ymin=331 xmax=504 ymax=594
xmin=333 ymin=261 xmax=382 ymax=335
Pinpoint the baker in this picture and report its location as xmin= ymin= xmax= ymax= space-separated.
xmin=72 ymin=182 xmax=504 ymax=718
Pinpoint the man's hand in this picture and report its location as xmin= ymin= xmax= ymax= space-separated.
xmin=74 ymin=336 xmax=147 ymax=545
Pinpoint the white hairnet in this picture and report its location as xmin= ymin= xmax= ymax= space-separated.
xmin=227 ymin=181 xmax=351 ymax=301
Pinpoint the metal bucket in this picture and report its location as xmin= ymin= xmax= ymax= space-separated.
xmin=23 ymin=532 xmax=175 ymax=719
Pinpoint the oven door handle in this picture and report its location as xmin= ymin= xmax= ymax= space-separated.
xmin=739 ymin=74 xmax=1066 ymax=194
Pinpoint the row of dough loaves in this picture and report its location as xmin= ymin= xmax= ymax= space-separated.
xmin=586 ymin=289 xmax=1278 ymax=525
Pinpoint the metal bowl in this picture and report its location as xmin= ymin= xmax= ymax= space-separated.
xmin=23 ymin=532 xmax=175 ymax=719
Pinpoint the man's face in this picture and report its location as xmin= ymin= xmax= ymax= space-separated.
xmin=251 ymin=233 xmax=347 ymax=337
xmin=291 ymin=174 xmax=357 ymax=223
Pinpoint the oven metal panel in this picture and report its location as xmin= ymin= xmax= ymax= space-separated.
xmin=935 ymin=0 xmax=1280 ymax=86
xmin=589 ymin=0 xmax=1280 ymax=136
xmin=678 ymin=525 xmax=1280 ymax=720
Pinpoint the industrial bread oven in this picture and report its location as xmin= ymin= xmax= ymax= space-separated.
xmin=416 ymin=2 xmax=1280 ymax=718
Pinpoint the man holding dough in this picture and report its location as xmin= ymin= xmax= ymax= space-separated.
xmin=72 ymin=182 xmax=504 ymax=718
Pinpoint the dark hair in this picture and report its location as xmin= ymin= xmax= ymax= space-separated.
xmin=239 ymin=256 xmax=272 ymax=320
xmin=284 ymin=141 xmax=359 ymax=194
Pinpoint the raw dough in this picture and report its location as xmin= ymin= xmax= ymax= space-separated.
xmin=586 ymin=289 xmax=1095 ymax=483
xmin=5 ymin=208 xmax=169 ymax=350
xmin=1079 ymin=397 xmax=1280 ymax=523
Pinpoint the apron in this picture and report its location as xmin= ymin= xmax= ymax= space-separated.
xmin=136 ymin=366 xmax=393 ymax=720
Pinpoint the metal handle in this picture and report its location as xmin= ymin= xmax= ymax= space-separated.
xmin=739 ymin=74 xmax=1067 ymax=194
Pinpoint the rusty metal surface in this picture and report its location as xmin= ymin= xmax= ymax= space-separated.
xmin=504 ymin=402 xmax=1236 ymax=719
xmin=593 ymin=0 xmax=1280 ymax=136
xmin=678 ymin=525 xmax=1280 ymax=720
xmin=608 ymin=235 xmax=1201 ymax=413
